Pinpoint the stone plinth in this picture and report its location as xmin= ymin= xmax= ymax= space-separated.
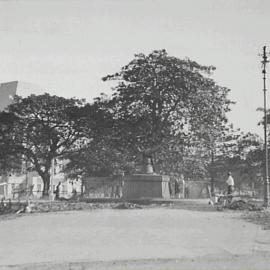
xmin=122 ymin=174 xmax=170 ymax=199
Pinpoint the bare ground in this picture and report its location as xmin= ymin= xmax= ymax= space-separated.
xmin=0 ymin=200 xmax=270 ymax=270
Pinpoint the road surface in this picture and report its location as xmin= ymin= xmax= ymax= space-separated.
xmin=0 ymin=205 xmax=270 ymax=269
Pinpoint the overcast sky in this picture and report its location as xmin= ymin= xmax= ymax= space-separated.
xmin=0 ymin=0 xmax=270 ymax=136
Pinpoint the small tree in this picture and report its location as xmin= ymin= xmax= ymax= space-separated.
xmin=0 ymin=94 xmax=88 ymax=197
xmin=210 ymin=132 xmax=263 ymax=192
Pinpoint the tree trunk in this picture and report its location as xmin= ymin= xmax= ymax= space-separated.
xmin=42 ymin=172 xmax=51 ymax=198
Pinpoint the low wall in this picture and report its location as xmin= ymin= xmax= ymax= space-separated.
xmin=123 ymin=174 xmax=170 ymax=199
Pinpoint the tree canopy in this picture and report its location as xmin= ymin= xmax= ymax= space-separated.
xmin=102 ymin=49 xmax=234 ymax=175
xmin=1 ymin=49 xmax=263 ymax=196
xmin=0 ymin=93 xmax=88 ymax=196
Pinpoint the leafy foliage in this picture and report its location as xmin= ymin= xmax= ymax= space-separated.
xmin=210 ymin=132 xmax=264 ymax=190
xmin=63 ymin=98 xmax=135 ymax=178
xmin=0 ymin=112 xmax=22 ymax=174
xmin=102 ymin=49 xmax=234 ymax=176
xmin=0 ymin=94 xmax=88 ymax=196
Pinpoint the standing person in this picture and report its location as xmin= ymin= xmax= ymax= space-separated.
xmin=175 ymin=178 xmax=181 ymax=199
xmin=169 ymin=178 xmax=173 ymax=198
xmin=54 ymin=182 xmax=61 ymax=200
xmin=184 ymin=185 xmax=189 ymax=199
xmin=180 ymin=174 xmax=185 ymax=199
xmin=115 ymin=181 xmax=121 ymax=198
xmin=226 ymin=172 xmax=234 ymax=202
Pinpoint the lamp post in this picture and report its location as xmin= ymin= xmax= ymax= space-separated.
xmin=262 ymin=45 xmax=269 ymax=207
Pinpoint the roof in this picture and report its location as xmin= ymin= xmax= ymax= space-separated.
xmin=0 ymin=81 xmax=18 ymax=111
xmin=0 ymin=81 xmax=45 ymax=111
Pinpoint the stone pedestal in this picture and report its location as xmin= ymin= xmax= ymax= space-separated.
xmin=122 ymin=174 xmax=170 ymax=199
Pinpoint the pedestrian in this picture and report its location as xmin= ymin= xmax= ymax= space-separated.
xmin=184 ymin=185 xmax=189 ymax=199
xmin=111 ymin=182 xmax=116 ymax=198
xmin=226 ymin=172 xmax=234 ymax=202
xmin=180 ymin=174 xmax=185 ymax=198
xmin=169 ymin=178 xmax=173 ymax=198
xmin=175 ymin=178 xmax=181 ymax=199
xmin=115 ymin=182 xmax=121 ymax=198
xmin=54 ymin=182 xmax=61 ymax=200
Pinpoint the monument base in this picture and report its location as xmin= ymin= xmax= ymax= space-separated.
xmin=122 ymin=174 xmax=170 ymax=199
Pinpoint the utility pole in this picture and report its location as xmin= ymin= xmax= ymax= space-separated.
xmin=262 ymin=45 xmax=269 ymax=207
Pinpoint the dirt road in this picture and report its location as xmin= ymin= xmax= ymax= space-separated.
xmin=0 ymin=206 xmax=270 ymax=269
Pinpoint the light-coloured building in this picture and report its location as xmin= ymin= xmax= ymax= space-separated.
xmin=0 ymin=81 xmax=45 ymax=111
xmin=0 ymin=170 xmax=82 ymax=200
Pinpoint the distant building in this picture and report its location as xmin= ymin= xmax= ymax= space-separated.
xmin=0 ymin=81 xmax=45 ymax=111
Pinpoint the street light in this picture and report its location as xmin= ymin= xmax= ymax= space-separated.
xmin=261 ymin=45 xmax=269 ymax=207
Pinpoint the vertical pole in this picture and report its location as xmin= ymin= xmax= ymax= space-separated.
xmin=210 ymin=149 xmax=215 ymax=195
xmin=262 ymin=46 xmax=269 ymax=207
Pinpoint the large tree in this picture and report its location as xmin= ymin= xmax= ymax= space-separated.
xmin=63 ymin=97 xmax=136 ymax=179
xmin=0 ymin=94 xmax=88 ymax=196
xmin=102 ymin=49 xmax=234 ymax=174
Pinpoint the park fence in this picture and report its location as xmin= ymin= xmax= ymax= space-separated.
xmin=83 ymin=176 xmax=124 ymax=199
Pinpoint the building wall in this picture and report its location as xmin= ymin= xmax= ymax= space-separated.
xmin=0 ymin=171 xmax=81 ymax=199
xmin=0 ymin=80 xmax=45 ymax=111
xmin=0 ymin=81 xmax=18 ymax=110
xmin=30 ymin=173 xmax=81 ymax=199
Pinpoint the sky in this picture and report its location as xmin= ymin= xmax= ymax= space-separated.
xmin=0 ymin=0 xmax=270 ymax=136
